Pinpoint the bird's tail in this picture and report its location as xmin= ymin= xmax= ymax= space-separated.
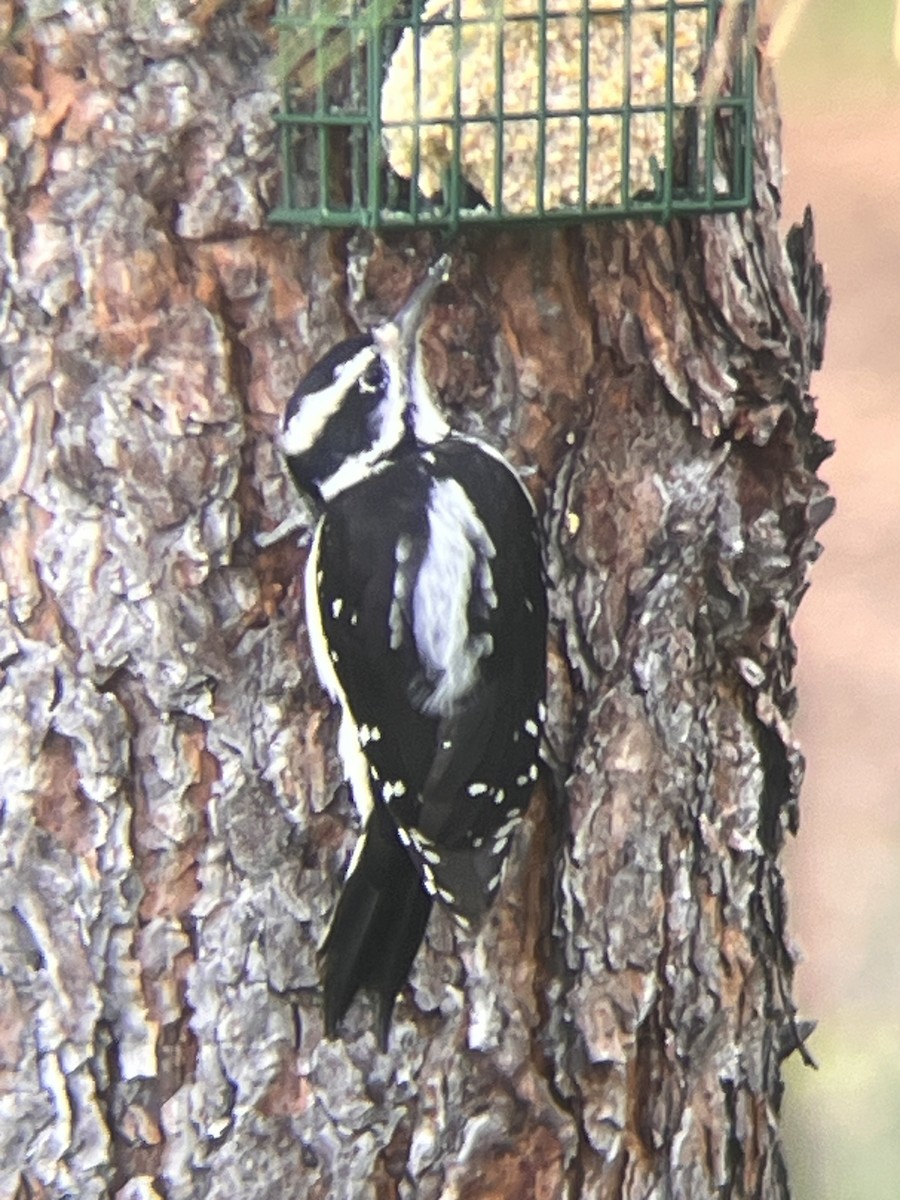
xmin=320 ymin=800 xmax=433 ymax=1048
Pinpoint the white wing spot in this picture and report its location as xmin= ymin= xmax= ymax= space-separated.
xmin=330 ymin=650 xmax=339 ymax=664
xmin=528 ymin=763 xmax=539 ymax=782
xmin=537 ymin=701 xmax=547 ymax=722
xmin=441 ymin=739 xmax=453 ymax=750
xmin=472 ymin=836 xmax=484 ymax=848
xmin=350 ymin=612 xmax=359 ymax=626
xmin=358 ymin=724 xmax=381 ymax=747
xmin=494 ymin=815 xmax=521 ymax=840
xmin=421 ymin=846 xmax=442 ymax=865
xmin=493 ymin=788 xmax=506 ymax=805
xmin=437 ymin=887 xmax=455 ymax=905
xmin=331 ymin=597 xmax=343 ymax=619
xmin=467 ymin=782 xmax=488 ymax=796
xmin=492 ymin=834 xmax=509 ymax=854
xmin=524 ymin=719 xmax=539 ymax=738
xmin=397 ymin=826 xmax=411 ymax=847
xmin=488 ymin=870 xmax=503 ymax=892
xmin=515 ymin=774 xmax=528 ymax=787
xmin=382 ymin=779 xmax=407 ymax=802
xmin=524 ymin=598 xmax=534 ymax=613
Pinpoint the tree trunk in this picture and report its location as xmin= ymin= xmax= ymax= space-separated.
xmin=0 ymin=4 xmax=829 ymax=1199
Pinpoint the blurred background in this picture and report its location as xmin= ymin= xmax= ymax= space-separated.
xmin=772 ymin=2 xmax=900 ymax=1197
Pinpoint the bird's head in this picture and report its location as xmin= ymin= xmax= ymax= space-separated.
xmin=281 ymin=256 xmax=451 ymax=503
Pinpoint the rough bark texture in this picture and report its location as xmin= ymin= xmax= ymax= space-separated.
xmin=0 ymin=3 xmax=830 ymax=1199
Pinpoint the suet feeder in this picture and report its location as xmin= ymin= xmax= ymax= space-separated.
xmin=272 ymin=0 xmax=755 ymax=229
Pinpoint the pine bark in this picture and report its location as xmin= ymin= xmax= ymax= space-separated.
xmin=0 ymin=4 xmax=829 ymax=1199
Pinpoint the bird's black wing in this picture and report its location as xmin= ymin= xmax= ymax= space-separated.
xmin=316 ymin=440 xmax=546 ymax=918
xmin=314 ymin=440 xmax=546 ymax=1035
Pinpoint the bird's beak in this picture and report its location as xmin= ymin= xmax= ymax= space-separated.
xmin=385 ymin=253 xmax=452 ymax=353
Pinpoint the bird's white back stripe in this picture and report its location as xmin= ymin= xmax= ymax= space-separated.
xmin=412 ymin=476 xmax=496 ymax=716
xmin=389 ymin=535 xmax=413 ymax=651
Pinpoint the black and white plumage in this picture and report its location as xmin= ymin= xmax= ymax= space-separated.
xmin=280 ymin=258 xmax=547 ymax=1046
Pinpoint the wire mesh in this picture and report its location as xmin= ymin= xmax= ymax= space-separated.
xmin=271 ymin=0 xmax=755 ymax=229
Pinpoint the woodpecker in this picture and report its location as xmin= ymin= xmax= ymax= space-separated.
xmin=280 ymin=257 xmax=547 ymax=1046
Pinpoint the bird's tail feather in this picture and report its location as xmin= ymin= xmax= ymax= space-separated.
xmin=320 ymin=802 xmax=432 ymax=1048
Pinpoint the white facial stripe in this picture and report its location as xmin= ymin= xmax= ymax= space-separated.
xmin=318 ymin=443 xmax=392 ymax=503
xmin=282 ymin=343 xmax=378 ymax=457
xmin=412 ymin=477 xmax=496 ymax=716
xmin=317 ymin=384 xmax=407 ymax=502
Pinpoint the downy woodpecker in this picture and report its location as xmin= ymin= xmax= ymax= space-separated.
xmin=280 ymin=258 xmax=547 ymax=1045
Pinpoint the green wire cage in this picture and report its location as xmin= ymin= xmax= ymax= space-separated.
xmin=272 ymin=0 xmax=755 ymax=229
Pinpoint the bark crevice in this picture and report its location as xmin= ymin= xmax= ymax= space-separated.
xmin=1 ymin=6 xmax=828 ymax=1199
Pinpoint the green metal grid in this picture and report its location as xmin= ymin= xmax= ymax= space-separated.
xmin=271 ymin=0 xmax=756 ymax=229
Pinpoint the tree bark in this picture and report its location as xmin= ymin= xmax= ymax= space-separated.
xmin=0 ymin=4 xmax=829 ymax=1199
